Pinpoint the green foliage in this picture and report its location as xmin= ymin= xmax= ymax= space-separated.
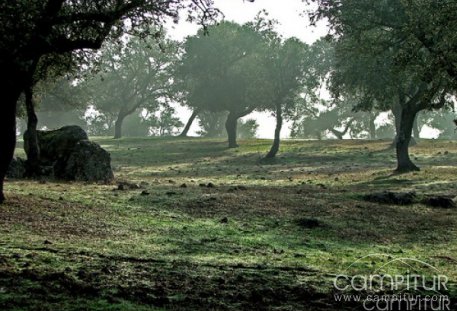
xmin=0 ymin=1 xmax=217 ymax=67
xmin=310 ymin=0 xmax=456 ymax=171
xmin=197 ymin=111 xmax=227 ymax=138
xmin=84 ymin=107 xmax=184 ymax=138
xmin=144 ymin=106 xmax=184 ymax=137
xmin=78 ymin=31 xmax=178 ymax=133
xmin=289 ymin=39 xmax=357 ymax=140
xmin=291 ymin=101 xmax=357 ymax=139
xmin=85 ymin=112 xmax=115 ymax=136
xmin=237 ymin=119 xmax=259 ymax=139
xmin=177 ymin=21 xmax=274 ymax=116
xmin=312 ymin=0 xmax=455 ymax=111
xmin=37 ymin=110 xmax=86 ymax=131
xmin=195 ymin=112 xmax=258 ymax=139
xmin=418 ymin=108 xmax=457 ymax=139
xmin=251 ymin=13 xmax=313 ymax=118
xmin=35 ymin=78 xmax=85 ymax=112
xmin=0 ymin=0 xmax=219 ymax=110
xmin=122 ymin=113 xmax=151 ymax=137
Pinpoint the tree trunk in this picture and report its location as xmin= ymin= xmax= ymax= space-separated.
xmin=392 ymin=102 xmax=401 ymax=138
xmin=24 ymin=85 xmax=41 ymax=177
xmin=369 ymin=114 xmax=376 ymax=139
xmin=329 ymin=118 xmax=354 ymax=140
xmin=225 ymin=112 xmax=239 ymax=148
xmin=395 ymin=106 xmax=420 ymax=173
xmin=114 ymin=112 xmax=127 ymax=139
xmin=0 ymin=86 xmax=22 ymax=203
xmin=265 ymin=104 xmax=283 ymax=158
xmin=392 ymin=102 xmax=416 ymax=147
xmin=330 ymin=130 xmax=344 ymax=140
xmin=412 ymin=114 xmax=420 ymax=139
xmin=179 ymin=108 xmax=200 ymax=137
xmin=391 ymin=102 xmax=401 ymax=147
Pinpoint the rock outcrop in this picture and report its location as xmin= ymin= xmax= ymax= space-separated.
xmin=58 ymin=140 xmax=114 ymax=182
xmin=23 ymin=125 xmax=113 ymax=182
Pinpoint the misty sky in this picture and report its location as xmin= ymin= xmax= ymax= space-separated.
xmin=169 ymin=0 xmax=328 ymax=43
xmin=167 ymin=0 xmax=328 ymax=139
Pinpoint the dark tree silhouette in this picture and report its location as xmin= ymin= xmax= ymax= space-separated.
xmin=179 ymin=108 xmax=201 ymax=137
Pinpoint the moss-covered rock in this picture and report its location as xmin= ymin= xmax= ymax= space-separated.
xmin=24 ymin=125 xmax=88 ymax=165
xmin=23 ymin=126 xmax=113 ymax=182
xmin=58 ymin=140 xmax=114 ymax=182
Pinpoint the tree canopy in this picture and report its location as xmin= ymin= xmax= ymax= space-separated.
xmin=79 ymin=31 xmax=178 ymax=138
xmin=310 ymin=0 xmax=456 ymax=172
xmin=176 ymin=21 xmax=274 ymax=147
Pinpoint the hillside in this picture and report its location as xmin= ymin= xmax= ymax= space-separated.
xmin=1 ymin=137 xmax=457 ymax=310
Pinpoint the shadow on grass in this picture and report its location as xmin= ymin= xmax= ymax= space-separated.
xmin=3 ymin=137 xmax=457 ymax=310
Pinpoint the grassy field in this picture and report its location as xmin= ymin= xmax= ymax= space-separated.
xmin=1 ymin=137 xmax=457 ymax=310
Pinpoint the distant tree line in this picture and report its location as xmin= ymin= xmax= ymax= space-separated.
xmin=13 ymin=9 xmax=457 ymax=160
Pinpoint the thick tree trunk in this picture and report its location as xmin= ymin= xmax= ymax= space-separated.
xmin=179 ymin=108 xmax=200 ymax=137
xmin=0 ymin=87 xmax=22 ymax=203
xmin=24 ymin=86 xmax=41 ymax=177
xmin=265 ymin=104 xmax=283 ymax=159
xmin=225 ymin=112 xmax=239 ymax=148
xmin=395 ymin=107 xmax=420 ymax=173
xmin=392 ymin=102 xmax=416 ymax=147
xmin=114 ymin=112 xmax=127 ymax=139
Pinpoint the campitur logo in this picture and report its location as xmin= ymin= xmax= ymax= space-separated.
xmin=333 ymin=254 xmax=451 ymax=310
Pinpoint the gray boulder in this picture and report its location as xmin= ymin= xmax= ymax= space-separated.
xmin=59 ymin=140 xmax=114 ymax=182
xmin=23 ymin=125 xmax=113 ymax=182
xmin=24 ymin=125 xmax=88 ymax=165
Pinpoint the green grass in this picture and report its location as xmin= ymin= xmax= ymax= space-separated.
xmin=2 ymin=137 xmax=457 ymax=310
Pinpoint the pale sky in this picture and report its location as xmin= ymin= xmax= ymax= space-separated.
xmin=167 ymin=0 xmax=329 ymax=138
xmin=168 ymin=0 xmax=327 ymax=43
